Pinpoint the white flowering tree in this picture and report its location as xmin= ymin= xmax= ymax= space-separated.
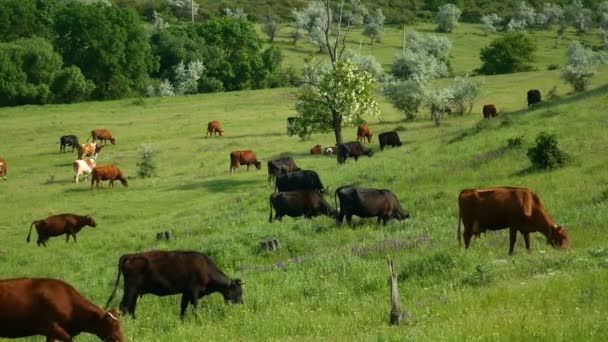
xmin=481 ymin=14 xmax=502 ymax=34
xmin=508 ymin=1 xmax=536 ymax=31
xmin=436 ymin=4 xmax=461 ymax=33
xmin=174 ymin=60 xmax=205 ymax=95
xmin=561 ymin=42 xmax=603 ymax=92
xmin=340 ymin=49 xmax=385 ymax=81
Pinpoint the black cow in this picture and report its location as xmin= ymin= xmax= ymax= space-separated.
xmin=335 ymin=186 xmax=410 ymax=225
xmin=104 ymin=250 xmax=243 ymax=319
xmin=378 ymin=132 xmax=402 ymax=151
xmin=527 ymin=89 xmax=541 ymax=108
xmin=269 ymin=190 xmax=337 ymax=222
xmin=275 ymin=170 xmax=326 ymax=193
xmin=60 ymin=135 xmax=79 ymax=153
xmin=267 ymin=157 xmax=300 ymax=184
xmin=338 ymin=141 xmax=373 ymax=163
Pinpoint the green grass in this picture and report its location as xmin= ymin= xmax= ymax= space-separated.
xmin=1 ymin=66 xmax=608 ymax=341
xmin=259 ymin=22 xmax=603 ymax=75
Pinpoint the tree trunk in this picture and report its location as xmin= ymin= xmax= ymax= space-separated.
xmin=332 ymin=111 xmax=344 ymax=164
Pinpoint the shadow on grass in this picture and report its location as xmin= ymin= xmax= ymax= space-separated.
xmin=173 ymin=178 xmax=259 ymax=192
xmin=63 ymin=187 xmax=91 ymax=193
xmin=198 ymin=131 xmax=286 ymax=140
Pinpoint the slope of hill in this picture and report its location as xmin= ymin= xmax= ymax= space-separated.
xmin=0 ymin=68 xmax=607 ymax=340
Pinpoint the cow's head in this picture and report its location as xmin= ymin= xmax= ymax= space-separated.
xmin=547 ymin=224 xmax=570 ymax=249
xmin=254 ymin=161 xmax=262 ymax=170
xmin=363 ymin=148 xmax=374 ymax=157
xmin=218 ymin=129 xmax=224 ymax=136
xmin=110 ymin=138 xmax=116 ymax=145
xmin=86 ymin=215 xmax=97 ymax=227
xmin=99 ymin=309 xmax=124 ymax=342
xmin=223 ymin=278 xmax=244 ymax=304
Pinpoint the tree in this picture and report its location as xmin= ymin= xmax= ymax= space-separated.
xmin=51 ymin=66 xmax=95 ymax=103
xmin=0 ymin=0 xmax=60 ymax=42
xmin=599 ymin=1 xmax=608 ymax=30
xmin=168 ymin=0 xmax=199 ymax=21
xmin=152 ymin=10 xmax=169 ymax=32
xmin=507 ymin=1 xmax=536 ymax=31
xmin=362 ymin=8 xmax=385 ymax=44
xmin=565 ymin=0 xmax=593 ymax=35
xmin=262 ymin=12 xmax=279 ymax=43
xmin=291 ymin=8 xmax=307 ymax=45
xmin=561 ymin=41 xmax=603 ymax=92
xmin=436 ymin=4 xmax=461 ymax=33
xmin=536 ymin=3 xmax=564 ymax=30
xmin=341 ymin=49 xmax=385 ymax=81
xmin=481 ymin=13 xmax=502 ymax=34
xmin=222 ymin=7 xmax=248 ymax=20
xmin=173 ymin=60 xmax=205 ymax=95
xmin=383 ymin=80 xmax=426 ymax=120
xmin=448 ymin=75 xmax=483 ymax=115
xmin=391 ymin=31 xmax=451 ymax=80
xmin=477 ymin=32 xmax=536 ymax=75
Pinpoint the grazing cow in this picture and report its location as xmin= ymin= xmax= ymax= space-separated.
xmin=338 ymin=141 xmax=373 ymax=163
xmin=104 ymin=250 xmax=243 ymax=319
xmin=335 ymin=186 xmax=410 ymax=225
xmin=0 ymin=157 xmax=6 ymax=180
xmin=229 ymin=150 xmax=261 ymax=173
xmin=457 ymin=186 xmax=570 ymax=255
xmin=275 ymin=170 xmax=326 ymax=193
xmin=267 ymin=157 xmax=300 ymax=184
xmin=527 ymin=89 xmax=542 ymax=108
xmin=378 ymin=132 xmax=402 ymax=151
xmin=482 ymin=104 xmax=498 ymax=119
xmin=91 ymin=129 xmax=116 ymax=145
xmin=206 ymin=121 xmax=224 ymax=137
xmin=0 ymin=278 xmax=123 ymax=342
xmin=91 ymin=165 xmax=128 ymax=189
xmin=27 ymin=214 xmax=97 ymax=247
xmin=356 ymin=124 xmax=373 ymax=144
xmin=78 ymin=142 xmax=103 ymax=160
xmin=324 ymin=146 xmax=337 ymax=155
xmin=310 ymin=144 xmax=322 ymax=155
xmin=59 ymin=135 xmax=79 ymax=153
xmin=269 ymin=190 xmax=337 ymax=222
xmin=73 ymin=159 xmax=97 ymax=184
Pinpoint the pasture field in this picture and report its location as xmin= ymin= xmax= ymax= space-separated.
xmin=1 ymin=67 xmax=608 ymax=341
xmin=259 ymin=22 xmax=603 ymax=75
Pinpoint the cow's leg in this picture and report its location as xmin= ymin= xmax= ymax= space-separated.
xmin=189 ymin=288 xmax=200 ymax=316
xmin=109 ymin=180 xmax=114 ymax=188
xmin=509 ymin=227 xmax=518 ymax=255
xmin=346 ymin=215 xmax=353 ymax=225
xmin=376 ymin=217 xmax=382 ymax=225
xmin=72 ymin=233 xmax=77 ymax=243
xmin=180 ymin=293 xmax=190 ymax=320
xmin=66 ymin=233 xmax=70 ymax=243
xmin=336 ymin=210 xmax=344 ymax=224
xmin=523 ymin=232 xmax=531 ymax=252
xmin=47 ymin=323 xmax=72 ymax=342
xmin=382 ymin=216 xmax=389 ymax=226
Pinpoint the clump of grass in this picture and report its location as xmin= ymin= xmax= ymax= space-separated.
xmin=461 ymin=265 xmax=492 ymax=287
xmin=547 ymin=64 xmax=559 ymax=71
xmin=526 ymin=131 xmax=569 ymax=170
xmin=547 ymin=86 xmax=560 ymax=101
xmin=506 ymin=136 xmax=523 ymax=149
xmin=45 ymin=175 xmax=56 ymax=185
xmin=136 ymin=145 xmax=157 ymax=178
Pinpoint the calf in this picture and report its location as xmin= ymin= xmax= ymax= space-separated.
xmin=27 ymin=213 xmax=97 ymax=247
xmin=0 ymin=157 xmax=6 ymax=180
xmin=378 ymin=132 xmax=402 ymax=150
xmin=267 ymin=157 xmax=300 ymax=184
xmin=335 ymin=186 xmax=410 ymax=225
xmin=527 ymin=89 xmax=542 ymax=108
xmin=73 ymin=159 xmax=96 ymax=184
xmin=269 ymin=190 xmax=336 ymax=222
xmin=458 ymin=186 xmax=570 ymax=255
xmin=91 ymin=165 xmax=128 ymax=189
xmin=104 ymin=250 xmax=243 ymax=319
xmin=206 ymin=120 xmax=224 ymax=137
xmin=275 ymin=170 xmax=326 ymax=193
xmin=324 ymin=146 xmax=337 ymax=155
xmin=0 ymin=278 xmax=123 ymax=341
xmin=357 ymin=124 xmax=373 ymax=144
xmin=310 ymin=144 xmax=322 ymax=155
xmin=229 ymin=150 xmax=261 ymax=173
xmin=338 ymin=141 xmax=373 ymax=163
xmin=60 ymin=135 xmax=79 ymax=153
xmin=482 ymin=104 xmax=498 ymax=119
xmin=78 ymin=142 xmax=103 ymax=160
xmin=91 ymin=129 xmax=116 ymax=145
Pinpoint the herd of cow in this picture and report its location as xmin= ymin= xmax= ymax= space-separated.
xmin=0 ymin=88 xmax=571 ymax=341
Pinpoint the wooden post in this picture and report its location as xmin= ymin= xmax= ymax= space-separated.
xmin=388 ymin=257 xmax=408 ymax=325
xmin=402 ymin=24 xmax=406 ymax=54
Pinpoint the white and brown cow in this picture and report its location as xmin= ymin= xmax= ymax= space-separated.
xmin=73 ymin=159 xmax=97 ymax=184
xmin=78 ymin=142 xmax=103 ymax=160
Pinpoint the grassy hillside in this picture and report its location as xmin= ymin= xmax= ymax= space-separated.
xmin=0 ymin=67 xmax=607 ymax=341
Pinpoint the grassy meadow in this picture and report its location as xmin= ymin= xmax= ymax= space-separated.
xmin=1 ymin=47 xmax=608 ymax=340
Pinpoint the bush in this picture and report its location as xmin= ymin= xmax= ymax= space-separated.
xmin=136 ymin=145 xmax=157 ymax=178
xmin=51 ymin=66 xmax=94 ymax=103
xmin=561 ymin=41 xmax=601 ymax=92
xmin=527 ymin=131 xmax=569 ymax=170
xmin=477 ymin=32 xmax=536 ymax=75
xmin=436 ymin=4 xmax=461 ymax=33
xmin=384 ymin=80 xmax=426 ymax=120
xmin=547 ymin=64 xmax=559 ymax=70
xmin=506 ymin=136 xmax=523 ymax=149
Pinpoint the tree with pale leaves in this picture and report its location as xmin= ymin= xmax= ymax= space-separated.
xmin=448 ymin=75 xmax=483 ymax=115
xmin=507 ymin=1 xmax=536 ymax=31
xmin=561 ymin=42 xmax=604 ymax=92
xmin=536 ymin=3 xmax=564 ymax=30
xmin=565 ymin=0 xmax=593 ymax=35
xmin=167 ymin=0 xmax=199 ymax=21
xmin=436 ymin=4 xmax=461 ymax=33
xmin=341 ymin=49 xmax=385 ymax=81
xmin=173 ymin=60 xmax=205 ymax=95
xmin=262 ymin=12 xmax=279 ymax=43
xmin=223 ymin=7 xmax=247 ymax=20
xmin=481 ymin=13 xmax=502 ymax=34
xmin=363 ymin=8 xmax=386 ymax=44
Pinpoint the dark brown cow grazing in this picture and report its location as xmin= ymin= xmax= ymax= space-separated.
xmin=335 ymin=186 xmax=410 ymax=225
xmin=269 ymin=190 xmax=337 ymax=222
xmin=0 ymin=278 xmax=124 ymax=342
xmin=267 ymin=157 xmax=300 ymax=184
xmin=310 ymin=144 xmax=322 ymax=155
xmin=91 ymin=165 xmax=128 ymax=189
xmin=230 ymin=150 xmax=261 ymax=173
xmin=482 ymin=104 xmax=498 ymax=119
xmin=0 ymin=157 xmax=6 ymax=180
xmin=458 ymin=186 xmax=570 ymax=255
xmin=357 ymin=124 xmax=373 ymax=144
xmin=91 ymin=129 xmax=116 ymax=145
xmin=527 ymin=89 xmax=541 ymax=108
xmin=206 ymin=121 xmax=224 ymax=137
xmin=378 ymin=131 xmax=402 ymax=150
xmin=104 ymin=250 xmax=243 ymax=319
xmin=338 ymin=141 xmax=373 ymax=163
xmin=27 ymin=214 xmax=96 ymax=247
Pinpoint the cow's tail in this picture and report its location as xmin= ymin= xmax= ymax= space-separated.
xmin=105 ymin=255 xmax=126 ymax=309
xmin=26 ymin=221 xmax=36 ymax=243
xmin=457 ymin=210 xmax=462 ymax=247
xmin=268 ymin=194 xmax=274 ymax=223
xmin=334 ymin=187 xmax=341 ymax=212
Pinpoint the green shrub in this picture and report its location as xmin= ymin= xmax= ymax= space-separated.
xmin=506 ymin=136 xmax=523 ymax=149
xmin=477 ymin=32 xmax=536 ymax=75
xmin=136 ymin=145 xmax=157 ymax=178
xmin=547 ymin=64 xmax=559 ymax=70
xmin=527 ymin=131 xmax=569 ymax=170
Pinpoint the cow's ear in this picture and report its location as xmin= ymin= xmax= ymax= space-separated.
xmin=234 ymin=278 xmax=244 ymax=286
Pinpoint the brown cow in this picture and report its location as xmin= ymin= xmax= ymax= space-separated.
xmin=0 ymin=157 xmax=6 ymax=180
xmin=310 ymin=144 xmax=322 ymax=155
xmin=458 ymin=186 xmax=570 ymax=255
xmin=229 ymin=150 xmax=261 ymax=173
xmin=91 ymin=165 xmax=128 ymax=189
xmin=356 ymin=124 xmax=373 ymax=144
xmin=27 ymin=214 xmax=97 ymax=247
xmin=482 ymin=104 xmax=498 ymax=119
xmin=78 ymin=142 xmax=103 ymax=160
xmin=0 ymin=278 xmax=123 ymax=341
xmin=206 ymin=121 xmax=224 ymax=137
xmin=91 ymin=129 xmax=116 ymax=145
